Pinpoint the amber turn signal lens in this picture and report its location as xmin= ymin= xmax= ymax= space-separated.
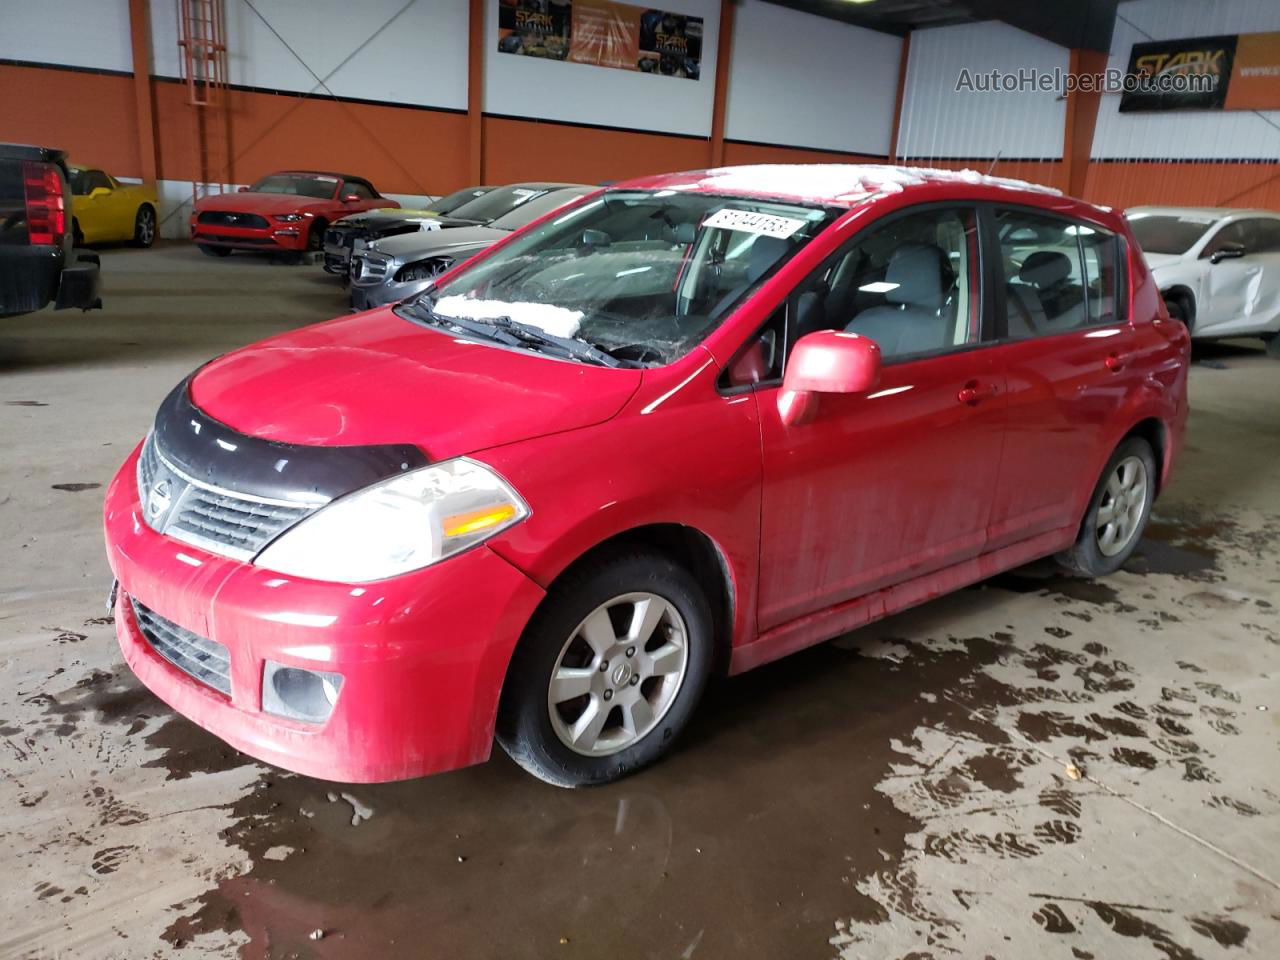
xmin=442 ymin=504 xmax=518 ymax=538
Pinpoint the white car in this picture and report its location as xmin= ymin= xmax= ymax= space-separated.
xmin=1126 ymin=207 xmax=1280 ymax=357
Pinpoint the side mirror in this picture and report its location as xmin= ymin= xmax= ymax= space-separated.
xmin=237 ymin=185 xmax=250 ymax=192
xmin=1210 ymin=242 xmax=1246 ymax=264
xmin=778 ymin=330 xmax=881 ymax=426
xmin=89 ymin=186 xmax=112 ymax=198
xmin=341 ymin=193 xmax=361 ymax=203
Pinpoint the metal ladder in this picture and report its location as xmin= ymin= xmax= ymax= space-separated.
xmin=178 ymin=0 xmax=231 ymax=210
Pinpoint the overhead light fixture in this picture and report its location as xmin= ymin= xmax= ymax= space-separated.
xmin=844 ymin=0 xmax=877 ymax=5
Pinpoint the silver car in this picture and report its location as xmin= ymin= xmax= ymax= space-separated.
xmin=350 ymin=185 xmax=594 ymax=311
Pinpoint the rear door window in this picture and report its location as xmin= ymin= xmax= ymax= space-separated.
xmin=996 ymin=209 xmax=1120 ymax=337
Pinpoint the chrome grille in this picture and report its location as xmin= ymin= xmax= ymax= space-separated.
xmin=169 ymin=490 xmax=313 ymax=559
xmin=136 ymin=434 xmax=320 ymax=562
xmin=197 ymin=210 xmax=269 ymax=229
xmin=352 ymin=252 xmax=391 ymax=284
xmin=131 ymin=597 xmax=231 ymax=696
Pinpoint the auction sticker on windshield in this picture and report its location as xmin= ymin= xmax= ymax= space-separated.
xmin=703 ymin=208 xmax=806 ymax=239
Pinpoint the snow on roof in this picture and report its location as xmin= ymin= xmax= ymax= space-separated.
xmin=645 ymin=164 xmax=1062 ymax=206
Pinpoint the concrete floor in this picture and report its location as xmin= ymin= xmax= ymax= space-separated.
xmin=2 ymin=242 xmax=1278 ymax=960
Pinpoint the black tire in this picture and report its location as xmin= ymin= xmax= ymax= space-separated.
xmin=307 ymin=220 xmax=325 ymax=252
xmin=1056 ymin=436 xmax=1156 ymax=577
xmin=496 ymin=550 xmax=714 ymax=787
xmin=198 ymin=244 xmax=231 ymax=258
xmin=1164 ymin=291 xmax=1194 ymax=332
xmin=72 ymin=219 xmax=84 ymax=247
xmin=1264 ymin=332 xmax=1280 ymax=359
xmin=132 ymin=204 xmax=156 ymax=248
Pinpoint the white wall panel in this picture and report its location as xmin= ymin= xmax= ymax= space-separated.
xmin=0 ymin=0 xmax=133 ymax=73
xmin=150 ymin=0 xmax=469 ymax=111
xmin=483 ymin=0 xmax=719 ymax=137
xmin=723 ymin=0 xmax=901 ymax=156
xmin=1091 ymin=0 xmax=1280 ymax=160
xmin=897 ymin=21 xmax=1068 ymax=160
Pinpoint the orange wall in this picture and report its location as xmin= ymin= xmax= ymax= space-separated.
xmin=9 ymin=63 xmax=1278 ymax=213
xmin=151 ymin=80 xmax=469 ymax=196
xmin=1083 ymin=162 xmax=1280 ymax=211
xmin=1 ymin=62 xmax=896 ymax=196
xmin=481 ymin=117 xmax=711 ymax=185
xmin=906 ymin=158 xmax=1069 ymax=194
xmin=0 ymin=64 xmax=140 ymax=174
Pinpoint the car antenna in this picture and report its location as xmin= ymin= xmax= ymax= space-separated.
xmin=986 ymin=150 xmax=1002 ymax=176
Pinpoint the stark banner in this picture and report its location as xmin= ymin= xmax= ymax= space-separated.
xmin=497 ymin=0 xmax=703 ymax=81
xmin=1120 ymin=30 xmax=1280 ymax=112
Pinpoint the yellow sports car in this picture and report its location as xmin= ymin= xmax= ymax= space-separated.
xmin=69 ymin=166 xmax=158 ymax=247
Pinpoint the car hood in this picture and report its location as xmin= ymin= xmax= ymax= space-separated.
xmin=196 ymin=192 xmax=333 ymax=215
xmin=335 ymin=207 xmax=405 ymax=226
xmin=189 ymin=307 xmax=643 ymax=458
xmin=371 ymin=225 xmax=506 ymax=260
xmin=1142 ymin=252 xmax=1186 ymax=271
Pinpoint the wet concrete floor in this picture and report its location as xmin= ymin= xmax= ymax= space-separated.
xmin=2 ymin=244 xmax=1277 ymax=958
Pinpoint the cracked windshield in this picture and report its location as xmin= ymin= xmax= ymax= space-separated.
xmin=404 ymin=191 xmax=837 ymax=367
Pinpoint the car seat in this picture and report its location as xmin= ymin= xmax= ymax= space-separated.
xmin=1020 ymin=251 xmax=1084 ymax=331
xmin=844 ymin=243 xmax=954 ymax=357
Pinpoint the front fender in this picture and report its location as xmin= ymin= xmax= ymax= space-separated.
xmin=478 ymin=372 xmax=763 ymax=649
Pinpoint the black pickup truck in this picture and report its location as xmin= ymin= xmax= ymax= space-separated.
xmin=1 ymin=143 xmax=101 ymax=318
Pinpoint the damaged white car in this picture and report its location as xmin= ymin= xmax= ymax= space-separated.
xmin=1126 ymin=206 xmax=1280 ymax=357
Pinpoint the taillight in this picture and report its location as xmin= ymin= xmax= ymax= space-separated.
xmin=22 ymin=161 xmax=66 ymax=246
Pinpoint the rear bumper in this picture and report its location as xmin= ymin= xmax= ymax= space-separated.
xmin=104 ymin=442 xmax=547 ymax=783
xmin=0 ymin=245 xmax=100 ymax=316
xmin=56 ymin=250 xmax=102 ymax=310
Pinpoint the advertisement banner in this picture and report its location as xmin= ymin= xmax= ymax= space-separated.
xmin=1225 ymin=31 xmax=1280 ymax=110
xmin=497 ymin=1 xmax=702 ymax=81
xmin=1120 ymin=30 xmax=1280 ymax=112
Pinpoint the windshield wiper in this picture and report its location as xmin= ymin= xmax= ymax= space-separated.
xmin=398 ymin=302 xmax=623 ymax=368
xmin=484 ymin=315 xmax=623 ymax=368
xmin=398 ymin=300 xmax=524 ymax=347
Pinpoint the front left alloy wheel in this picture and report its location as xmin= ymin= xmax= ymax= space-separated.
xmin=497 ymin=550 xmax=713 ymax=787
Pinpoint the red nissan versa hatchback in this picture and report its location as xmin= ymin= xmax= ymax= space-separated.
xmin=104 ymin=165 xmax=1189 ymax=787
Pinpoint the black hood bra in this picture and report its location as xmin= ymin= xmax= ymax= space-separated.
xmin=151 ymin=376 xmax=429 ymax=504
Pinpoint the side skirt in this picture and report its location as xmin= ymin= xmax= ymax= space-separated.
xmin=729 ymin=525 xmax=1077 ymax=675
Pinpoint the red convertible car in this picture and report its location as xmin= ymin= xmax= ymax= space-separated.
xmin=190 ymin=170 xmax=396 ymax=257
xmin=106 ymin=164 xmax=1189 ymax=787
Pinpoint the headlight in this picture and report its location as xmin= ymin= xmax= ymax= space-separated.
xmin=272 ymin=213 xmax=306 ymax=222
xmin=253 ymin=458 xmax=528 ymax=582
xmin=396 ymin=257 xmax=454 ymax=283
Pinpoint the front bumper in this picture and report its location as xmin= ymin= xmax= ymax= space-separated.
xmin=350 ymin=276 xmax=432 ymax=311
xmin=104 ymin=443 xmax=546 ymax=783
xmin=192 ymin=223 xmax=310 ymax=252
xmin=322 ymin=241 xmax=351 ymax=274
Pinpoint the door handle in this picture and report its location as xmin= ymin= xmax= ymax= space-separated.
xmin=1104 ymin=353 xmax=1128 ymax=372
xmin=957 ymin=380 xmax=996 ymax=405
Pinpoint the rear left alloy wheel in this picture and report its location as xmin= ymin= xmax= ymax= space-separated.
xmin=1057 ymin=436 xmax=1156 ymax=577
xmin=497 ymin=551 xmax=713 ymax=787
